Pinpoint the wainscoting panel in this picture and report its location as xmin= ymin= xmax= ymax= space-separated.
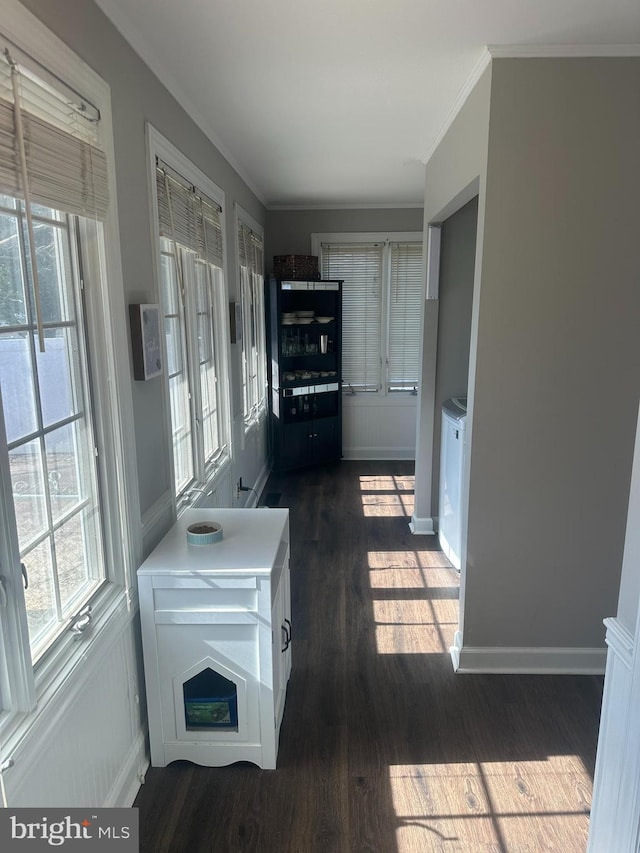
xmin=342 ymin=394 xmax=417 ymax=460
xmin=2 ymin=611 xmax=146 ymax=807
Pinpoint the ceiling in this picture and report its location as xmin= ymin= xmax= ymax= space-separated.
xmin=94 ymin=0 xmax=640 ymax=209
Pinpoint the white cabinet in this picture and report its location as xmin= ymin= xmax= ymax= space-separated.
xmin=137 ymin=508 xmax=291 ymax=770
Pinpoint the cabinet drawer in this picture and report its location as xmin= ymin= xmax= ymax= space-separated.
xmin=153 ymin=587 xmax=257 ymax=613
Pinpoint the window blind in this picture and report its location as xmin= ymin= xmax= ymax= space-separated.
xmin=238 ymin=219 xmax=263 ymax=274
xmin=322 ymin=242 xmax=383 ymax=392
xmin=156 ymin=161 xmax=223 ymax=268
xmin=0 ymin=47 xmax=109 ymax=219
xmin=388 ymin=241 xmax=424 ymax=391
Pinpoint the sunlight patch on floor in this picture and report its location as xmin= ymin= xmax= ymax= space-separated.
xmin=368 ymin=551 xmax=456 ymax=572
xmin=359 ymin=475 xmax=415 ymax=492
xmin=375 ymin=621 xmax=456 ymax=654
xmin=388 ymin=762 xmax=592 ymax=852
xmin=361 ymin=493 xmax=415 ymax=517
xmin=368 ymin=548 xmax=460 ymax=654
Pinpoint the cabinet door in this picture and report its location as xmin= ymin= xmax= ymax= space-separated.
xmin=312 ymin=417 xmax=339 ymax=464
xmin=272 ymin=560 xmax=291 ymax=731
xmin=278 ymin=420 xmax=311 ymax=470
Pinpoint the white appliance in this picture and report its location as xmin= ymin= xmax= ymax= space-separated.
xmin=439 ymin=397 xmax=467 ymax=571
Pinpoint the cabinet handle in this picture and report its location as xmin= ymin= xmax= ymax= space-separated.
xmin=281 ymin=618 xmax=292 ymax=652
xmin=284 ymin=618 xmax=292 ymax=645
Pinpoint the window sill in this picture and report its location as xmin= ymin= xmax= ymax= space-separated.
xmin=342 ymin=391 xmax=419 ymax=403
xmin=176 ymin=454 xmax=232 ymax=518
xmin=243 ymin=406 xmax=267 ymax=436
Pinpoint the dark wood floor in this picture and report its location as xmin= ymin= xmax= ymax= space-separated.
xmin=134 ymin=461 xmax=603 ymax=852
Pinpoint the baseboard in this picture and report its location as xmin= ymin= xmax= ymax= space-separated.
xmin=342 ymin=447 xmax=415 ymax=460
xmin=409 ymin=515 xmax=436 ymax=535
xmin=450 ymin=632 xmax=607 ymax=674
xmin=105 ymin=730 xmax=149 ymax=807
xmin=252 ymin=462 xmax=270 ymax=508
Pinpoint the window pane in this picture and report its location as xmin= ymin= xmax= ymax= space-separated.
xmin=195 ymin=262 xmax=220 ymax=464
xmin=45 ymin=421 xmax=94 ymax=525
xmin=56 ymin=507 xmax=102 ymax=616
xmin=10 ymin=440 xmax=48 ymax=551
xmin=36 ymin=327 xmax=83 ymax=428
xmin=160 ymin=247 xmax=180 ymax=315
xmin=27 ymin=219 xmax=75 ymax=325
xmin=169 ymin=373 xmax=193 ymax=493
xmin=195 ymin=263 xmax=212 ymax=365
xmin=0 ymin=210 xmax=27 ymax=326
xmin=164 ymin=316 xmax=182 ymax=376
xmin=0 ymin=332 xmax=39 ymax=442
xmin=22 ymin=537 xmax=57 ymax=657
xmin=201 ymin=360 xmax=219 ymax=463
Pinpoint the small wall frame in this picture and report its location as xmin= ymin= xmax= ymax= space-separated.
xmin=130 ymin=303 xmax=163 ymax=381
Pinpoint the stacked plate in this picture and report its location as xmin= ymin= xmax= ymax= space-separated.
xmin=315 ymin=316 xmax=334 ymax=324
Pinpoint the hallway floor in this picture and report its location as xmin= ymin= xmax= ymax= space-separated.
xmin=134 ymin=461 xmax=603 ymax=852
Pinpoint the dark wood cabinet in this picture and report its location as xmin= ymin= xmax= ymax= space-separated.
xmin=267 ymin=277 xmax=342 ymax=471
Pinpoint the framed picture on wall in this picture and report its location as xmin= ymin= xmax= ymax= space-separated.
xmin=130 ymin=303 xmax=163 ymax=381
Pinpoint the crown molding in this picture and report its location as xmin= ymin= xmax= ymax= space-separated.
xmin=267 ymin=202 xmax=424 ymax=211
xmin=423 ymin=43 xmax=640 ymax=166
xmin=488 ymin=43 xmax=640 ymax=58
xmin=94 ymin=0 xmax=268 ymax=207
xmin=422 ymin=48 xmax=491 ymax=165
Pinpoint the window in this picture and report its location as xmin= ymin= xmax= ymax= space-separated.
xmin=152 ymin=138 xmax=231 ymax=507
xmin=313 ymin=234 xmax=424 ymax=393
xmin=237 ymin=211 xmax=266 ymax=428
xmin=0 ymin=27 xmax=131 ymax=713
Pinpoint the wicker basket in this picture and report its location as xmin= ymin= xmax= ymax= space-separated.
xmin=273 ymin=254 xmax=320 ymax=280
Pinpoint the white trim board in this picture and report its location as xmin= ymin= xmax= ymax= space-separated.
xmin=94 ymin=0 xmax=267 ymax=206
xmin=422 ymin=48 xmax=491 ymax=165
xmin=450 ymin=634 xmax=607 ymax=674
xmin=409 ymin=515 xmax=436 ymax=535
xmin=268 ymin=202 xmax=425 ymax=211
xmin=342 ymin=448 xmax=416 ymax=461
xmin=423 ymin=43 xmax=640 ymax=167
xmin=488 ymin=44 xmax=640 ymax=59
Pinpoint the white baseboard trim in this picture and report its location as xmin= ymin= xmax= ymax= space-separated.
xmin=254 ymin=462 xmax=270 ymax=504
xmin=342 ymin=447 xmax=415 ymax=461
xmin=450 ymin=632 xmax=607 ymax=674
xmin=105 ymin=730 xmax=149 ymax=807
xmin=409 ymin=515 xmax=436 ymax=535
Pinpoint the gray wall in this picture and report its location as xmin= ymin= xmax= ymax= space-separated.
xmin=21 ymin=0 xmax=268 ymax=517
xmin=265 ymin=208 xmax=424 ymax=273
xmin=463 ymin=58 xmax=640 ymax=649
xmin=431 ymin=196 xmax=477 ymax=510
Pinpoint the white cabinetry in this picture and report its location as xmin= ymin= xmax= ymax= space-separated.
xmin=137 ymin=508 xmax=291 ymax=769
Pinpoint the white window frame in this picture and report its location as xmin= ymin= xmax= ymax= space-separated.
xmin=0 ymin=1 xmax=139 ymax=740
xmin=147 ymin=126 xmax=232 ymax=513
xmin=311 ymin=232 xmax=424 ymax=396
xmin=235 ymin=205 xmax=266 ymax=432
